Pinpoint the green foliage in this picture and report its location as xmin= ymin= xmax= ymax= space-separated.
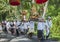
xmin=46 ymin=0 xmax=60 ymax=39
xmin=50 ymin=15 xmax=60 ymax=38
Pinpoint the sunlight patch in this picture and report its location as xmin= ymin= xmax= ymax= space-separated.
xmin=10 ymin=38 xmax=30 ymax=42
xmin=0 ymin=38 xmax=9 ymax=41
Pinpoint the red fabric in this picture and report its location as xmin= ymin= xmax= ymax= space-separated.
xmin=35 ymin=0 xmax=48 ymax=4
xmin=9 ymin=0 xmax=20 ymax=6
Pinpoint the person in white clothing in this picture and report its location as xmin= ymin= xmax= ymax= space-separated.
xmin=0 ymin=22 xmax=3 ymax=33
xmin=46 ymin=16 xmax=52 ymax=39
xmin=20 ymin=22 xmax=25 ymax=35
xmin=6 ymin=21 xmax=11 ymax=34
xmin=27 ymin=21 xmax=34 ymax=38
xmin=14 ymin=20 xmax=21 ymax=28
xmin=14 ymin=20 xmax=20 ymax=36
xmin=37 ymin=18 xmax=45 ymax=41
xmin=23 ymin=20 xmax=29 ymax=34
xmin=2 ymin=21 xmax=7 ymax=33
xmin=9 ymin=21 xmax=18 ymax=35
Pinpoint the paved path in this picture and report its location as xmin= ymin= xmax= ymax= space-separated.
xmin=0 ymin=33 xmax=60 ymax=42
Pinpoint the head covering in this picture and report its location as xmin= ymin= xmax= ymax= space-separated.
xmin=48 ymin=16 xmax=51 ymax=19
xmin=39 ymin=17 xmax=45 ymax=22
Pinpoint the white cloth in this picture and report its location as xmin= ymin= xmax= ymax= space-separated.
xmin=46 ymin=28 xmax=50 ymax=36
xmin=46 ymin=20 xmax=52 ymax=36
xmin=24 ymin=15 xmax=26 ymax=20
xmin=46 ymin=20 xmax=52 ymax=28
xmin=14 ymin=21 xmax=21 ymax=29
xmin=29 ymin=21 xmax=34 ymax=29
xmin=16 ymin=21 xmax=21 ymax=26
xmin=10 ymin=22 xmax=14 ymax=25
xmin=6 ymin=22 xmax=10 ymax=30
xmin=24 ymin=22 xmax=29 ymax=29
xmin=0 ymin=25 xmax=3 ymax=33
xmin=0 ymin=25 xmax=2 ymax=30
xmin=14 ymin=21 xmax=17 ymax=26
xmin=20 ymin=22 xmax=24 ymax=32
xmin=37 ymin=22 xmax=45 ymax=30
xmin=27 ymin=21 xmax=34 ymax=33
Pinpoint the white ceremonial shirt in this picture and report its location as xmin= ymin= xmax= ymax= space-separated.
xmin=46 ymin=20 xmax=52 ymax=28
xmin=16 ymin=21 xmax=21 ymax=26
xmin=37 ymin=22 xmax=45 ymax=30
xmin=0 ymin=25 xmax=2 ymax=30
xmin=6 ymin=22 xmax=10 ymax=29
xmin=29 ymin=21 xmax=34 ymax=29
xmin=24 ymin=22 xmax=29 ymax=29
xmin=20 ymin=22 xmax=24 ymax=32
xmin=14 ymin=21 xmax=20 ymax=29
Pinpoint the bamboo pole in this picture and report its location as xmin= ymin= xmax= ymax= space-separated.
xmin=32 ymin=0 xmax=35 ymax=3
xmin=42 ymin=0 xmax=49 ymax=18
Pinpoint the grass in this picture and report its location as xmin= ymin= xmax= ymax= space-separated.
xmin=50 ymin=36 xmax=60 ymax=41
xmin=33 ymin=31 xmax=37 ymax=35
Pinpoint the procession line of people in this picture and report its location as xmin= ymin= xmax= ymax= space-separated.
xmin=0 ymin=16 xmax=52 ymax=41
